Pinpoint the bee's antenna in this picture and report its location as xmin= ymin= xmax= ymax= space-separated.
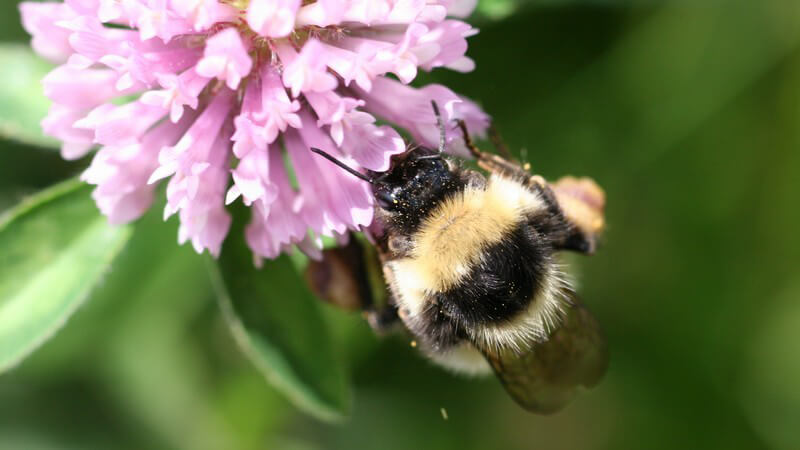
xmin=310 ymin=147 xmax=374 ymax=184
xmin=430 ymin=100 xmax=446 ymax=154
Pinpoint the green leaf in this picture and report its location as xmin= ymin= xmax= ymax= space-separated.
xmin=0 ymin=178 xmax=132 ymax=372
xmin=208 ymin=211 xmax=352 ymax=422
xmin=0 ymin=44 xmax=57 ymax=148
xmin=476 ymin=0 xmax=518 ymax=20
xmin=475 ymin=0 xmax=655 ymax=20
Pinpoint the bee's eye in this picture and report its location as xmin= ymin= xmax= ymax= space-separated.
xmin=376 ymin=191 xmax=396 ymax=209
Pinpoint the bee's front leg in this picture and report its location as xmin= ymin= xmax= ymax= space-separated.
xmin=455 ymin=119 xmax=541 ymax=184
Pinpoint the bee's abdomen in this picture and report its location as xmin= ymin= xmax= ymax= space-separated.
xmin=433 ymin=223 xmax=549 ymax=327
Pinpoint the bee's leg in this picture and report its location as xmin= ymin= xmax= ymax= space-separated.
xmin=488 ymin=123 xmax=514 ymax=161
xmin=359 ymin=263 xmax=401 ymax=333
xmin=526 ymin=180 xmax=601 ymax=255
xmin=549 ymin=177 xmax=606 ymax=254
xmin=304 ymin=232 xmax=404 ymax=334
xmin=454 ymin=118 xmax=481 ymax=158
xmin=455 ymin=119 xmax=541 ymax=186
xmin=364 ymin=302 xmax=400 ymax=334
xmin=364 ymin=293 xmax=401 ymax=335
xmin=358 ymin=238 xmax=403 ymax=334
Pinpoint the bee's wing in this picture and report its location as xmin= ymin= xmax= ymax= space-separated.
xmin=479 ymin=297 xmax=608 ymax=414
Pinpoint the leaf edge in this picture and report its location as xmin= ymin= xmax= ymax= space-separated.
xmin=205 ymin=257 xmax=351 ymax=423
xmin=0 ymin=178 xmax=133 ymax=372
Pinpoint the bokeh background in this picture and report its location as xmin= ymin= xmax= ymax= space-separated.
xmin=2 ymin=1 xmax=800 ymax=449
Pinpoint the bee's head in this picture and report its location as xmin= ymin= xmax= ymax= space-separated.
xmin=309 ymin=146 xmax=464 ymax=232
xmin=369 ymin=147 xmax=462 ymax=231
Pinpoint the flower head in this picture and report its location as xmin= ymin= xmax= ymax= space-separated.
xmin=21 ymin=0 xmax=489 ymax=260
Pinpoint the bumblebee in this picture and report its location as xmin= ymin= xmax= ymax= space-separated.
xmin=309 ymin=103 xmax=607 ymax=413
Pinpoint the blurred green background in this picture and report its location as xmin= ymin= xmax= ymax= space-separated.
xmin=2 ymin=0 xmax=800 ymax=449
